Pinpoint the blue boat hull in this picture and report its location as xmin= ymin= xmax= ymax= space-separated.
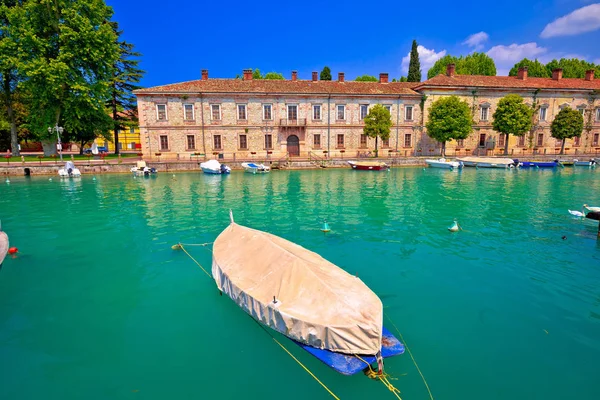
xmin=294 ymin=326 xmax=405 ymax=375
xmin=520 ymin=161 xmax=558 ymax=168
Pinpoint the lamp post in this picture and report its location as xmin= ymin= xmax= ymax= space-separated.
xmin=48 ymin=124 xmax=64 ymax=161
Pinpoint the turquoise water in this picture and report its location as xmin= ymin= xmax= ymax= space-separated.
xmin=1 ymin=167 xmax=600 ymax=400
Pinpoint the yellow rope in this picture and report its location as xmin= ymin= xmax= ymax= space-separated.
xmin=385 ymin=313 xmax=434 ymax=400
xmin=177 ymin=243 xmax=213 ymax=279
xmin=354 ymin=355 xmax=402 ymax=399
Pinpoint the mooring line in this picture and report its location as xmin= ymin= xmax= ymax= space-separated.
xmin=177 ymin=243 xmax=213 ymax=279
xmin=385 ymin=313 xmax=434 ymax=400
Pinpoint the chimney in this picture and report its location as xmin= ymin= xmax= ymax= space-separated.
xmin=338 ymin=72 xmax=345 ymax=82
xmin=243 ymin=69 xmax=253 ymax=80
xmin=291 ymin=70 xmax=298 ymax=81
xmin=201 ymin=69 xmax=208 ymax=81
xmin=552 ymin=68 xmax=563 ymax=81
xmin=517 ymin=67 xmax=528 ymax=80
xmin=585 ymin=69 xmax=595 ymax=81
xmin=446 ymin=63 xmax=456 ymax=77
xmin=312 ymin=71 xmax=318 ymax=81
xmin=379 ymin=73 xmax=389 ymax=83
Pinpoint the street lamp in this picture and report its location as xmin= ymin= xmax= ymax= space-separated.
xmin=48 ymin=124 xmax=64 ymax=161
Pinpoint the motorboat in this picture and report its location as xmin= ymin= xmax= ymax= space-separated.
xmin=241 ymin=162 xmax=270 ymax=174
xmin=58 ymin=161 xmax=81 ymax=177
xmin=518 ymin=161 xmax=558 ymax=168
xmin=347 ymin=161 xmax=390 ymax=171
xmin=200 ymin=159 xmax=231 ymax=174
xmin=574 ymin=159 xmax=597 ymax=167
xmin=211 ymin=212 xmax=404 ymax=375
xmin=425 ymin=158 xmax=463 ymax=169
xmin=457 ymin=156 xmax=516 ymax=168
xmin=130 ymin=160 xmax=157 ymax=176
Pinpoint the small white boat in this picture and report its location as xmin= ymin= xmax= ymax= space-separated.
xmin=130 ymin=160 xmax=157 ymax=176
xmin=0 ymin=228 xmax=8 ymax=266
xmin=573 ymin=159 xmax=597 ymax=167
xmin=425 ymin=158 xmax=463 ymax=169
xmin=200 ymin=159 xmax=231 ymax=174
xmin=58 ymin=161 xmax=81 ymax=177
xmin=241 ymin=162 xmax=270 ymax=174
xmin=457 ymin=157 xmax=516 ymax=169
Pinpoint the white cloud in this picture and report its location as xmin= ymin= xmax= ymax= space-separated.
xmin=540 ymin=4 xmax=600 ymax=38
xmin=487 ymin=42 xmax=548 ymax=76
xmin=401 ymin=45 xmax=446 ymax=76
xmin=594 ymin=58 xmax=600 ymax=64
xmin=462 ymin=32 xmax=489 ymax=51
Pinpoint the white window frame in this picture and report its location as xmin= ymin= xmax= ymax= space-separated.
xmin=360 ymin=104 xmax=369 ymax=120
xmin=263 ymin=104 xmax=272 ymax=120
xmin=287 ymin=104 xmax=298 ymax=120
xmin=313 ymin=104 xmax=321 ymax=120
xmin=337 ymin=104 xmax=346 ymax=120
xmin=577 ymin=107 xmax=586 ymax=116
xmin=183 ymin=103 xmax=195 ymax=120
xmin=237 ymin=104 xmax=247 ymax=120
xmin=186 ymin=135 xmax=196 ymax=150
xmin=480 ymin=106 xmax=489 ymax=121
xmin=159 ymin=135 xmax=169 ymax=150
xmin=156 ymin=104 xmax=167 ymax=120
xmin=539 ymin=107 xmax=547 ymax=121
xmin=405 ymin=105 xmax=413 ymax=121
xmin=211 ymin=104 xmax=221 ymax=120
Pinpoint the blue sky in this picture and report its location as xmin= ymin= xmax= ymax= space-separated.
xmin=106 ymin=0 xmax=600 ymax=88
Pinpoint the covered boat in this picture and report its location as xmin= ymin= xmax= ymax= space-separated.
xmin=58 ymin=161 xmax=81 ymax=177
xmin=201 ymin=159 xmax=231 ymax=174
xmin=212 ymin=213 xmax=404 ymax=374
xmin=130 ymin=161 xmax=157 ymax=176
xmin=347 ymin=161 xmax=390 ymax=171
xmin=425 ymin=158 xmax=462 ymax=169
xmin=574 ymin=159 xmax=597 ymax=167
xmin=241 ymin=162 xmax=270 ymax=174
xmin=457 ymin=156 xmax=516 ymax=168
xmin=0 ymin=228 xmax=8 ymax=266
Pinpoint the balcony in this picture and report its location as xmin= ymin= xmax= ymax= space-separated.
xmin=279 ymin=118 xmax=307 ymax=126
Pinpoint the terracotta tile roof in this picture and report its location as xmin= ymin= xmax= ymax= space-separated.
xmin=134 ymin=79 xmax=421 ymax=96
xmin=414 ymin=74 xmax=600 ymax=91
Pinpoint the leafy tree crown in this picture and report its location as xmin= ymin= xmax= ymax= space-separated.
xmin=551 ymin=107 xmax=584 ymax=140
xmin=425 ymin=96 xmax=473 ymax=143
xmin=492 ymin=94 xmax=533 ymax=136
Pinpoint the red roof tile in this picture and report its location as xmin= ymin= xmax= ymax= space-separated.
xmin=134 ymin=79 xmax=421 ymax=96
xmin=414 ymin=74 xmax=600 ymax=91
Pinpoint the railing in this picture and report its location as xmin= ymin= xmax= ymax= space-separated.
xmin=308 ymin=151 xmax=328 ymax=167
xmin=279 ymin=118 xmax=307 ymax=126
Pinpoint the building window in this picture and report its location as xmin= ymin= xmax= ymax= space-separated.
xmin=313 ymin=134 xmax=321 ymax=148
xmin=213 ymin=135 xmax=222 ymax=150
xmin=129 ymin=126 xmax=135 ymax=134
xmin=405 ymin=106 xmax=413 ymax=121
xmin=337 ymin=134 xmax=344 ymax=148
xmin=187 ymin=135 xmax=196 ymax=150
xmin=160 ymin=135 xmax=169 ymax=150
xmin=211 ymin=104 xmax=221 ymax=120
xmin=184 ymin=104 xmax=194 ymax=120
xmin=263 ymin=104 xmax=272 ymax=120
xmin=539 ymin=107 xmax=547 ymax=121
xmin=573 ymin=136 xmax=581 ymax=147
xmin=237 ymin=104 xmax=247 ymax=120
xmin=593 ymin=133 xmax=599 ymax=146
xmin=405 ymin=134 xmax=412 ymax=147
xmin=239 ymin=134 xmax=247 ymax=150
xmin=313 ymin=105 xmax=321 ymax=120
xmin=382 ymin=138 xmax=390 ymax=147
xmin=456 ymin=138 xmax=464 ymax=147
xmin=383 ymin=105 xmax=392 ymax=115
xmin=537 ymin=133 xmax=544 ymax=147
xmin=498 ymin=134 xmax=505 ymax=148
xmin=479 ymin=133 xmax=486 ymax=147
xmin=360 ymin=104 xmax=368 ymax=120
xmin=360 ymin=134 xmax=367 ymax=148
xmin=480 ymin=106 xmax=489 ymax=121
xmin=596 ymin=108 xmax=600 ymax=121
xmin=288 ymin=105 xmax=298 ymax=120
xmin=265 ymin=134 xmax=273 ymax=149
xmin=156 ymin=104 xmax=167 ymax=120
xmin=578 ymin=107 xmax=586 ymax=116
xmin=518 ymin=135 xmax=525 ymax=146
xmin=337 ymin=105 xmax=345 ymax=120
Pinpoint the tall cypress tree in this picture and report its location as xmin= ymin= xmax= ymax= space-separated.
xmin=407 ymin=40 xmax=421 ymax=82
xmin=108 ymin=21 xmax=144 ymax=154
xmin=320 ymin=66 xmax=332 ymax=81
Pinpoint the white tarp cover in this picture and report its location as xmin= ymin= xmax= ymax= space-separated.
xmin=0 ymin=231 xmax=8 ymax=265
xmin=458 ymin=156 xmax=515 ymax=165
xmin=200 ymin=159 xmax=221 ymax=170
xmin=212 ymin=222 xmax=383 ymax=355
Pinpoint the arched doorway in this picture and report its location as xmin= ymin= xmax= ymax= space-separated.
xmin=287 ymin=135 xmax=300 ymax=156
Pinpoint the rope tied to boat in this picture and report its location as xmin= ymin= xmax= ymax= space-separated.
xmin=355 ymin=354 xmax=402 ymax=399
xmin=174 ymin=243 xmax=213 ymax=279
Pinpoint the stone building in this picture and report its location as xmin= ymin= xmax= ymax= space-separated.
xmin=134 ymin=66 xmax=600 ymax=160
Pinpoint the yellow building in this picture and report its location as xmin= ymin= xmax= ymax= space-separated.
xmin=99 ymin=125 xmax=142 ymax=152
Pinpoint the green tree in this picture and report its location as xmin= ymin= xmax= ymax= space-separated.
xmin=252 ymin=68 xmax=262 ymax=79
xmin=508 ymin=58 xmax=550 ymax=77
xmin=427 ymin=53 xmax=496 ymax=79
xmin=108 ymin=21 xmax=144 ymax=155
xmin=14 ymin=0 xmax=119 ymax=155
xmin=355 ymin=75 xmax=377 ymax=82
xmin=363 ymin=104 xmax=392 ymax=157
xmin=491 ymin=94 xmax=533 ymax=155
xmin=545 ymin=58 xmax=598 ymax=79
xmin=551 ymin=107 xmax=584 ymax=155
xmin=400 ymin=76 xmax=408 ymax=82
xmin=407 ymin=40 xmax=421 ymax=82
xmin=263 ymin=71 xmax=284 ymax=80
xmin=426 ymin=96 xmax=473 ymax=156
xmin=320 ymin=66 xmax=332 ymax=81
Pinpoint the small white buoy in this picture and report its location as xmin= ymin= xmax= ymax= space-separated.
xmin=92 ymin=176 xmax=96 ymax=181
xmin=448 ymin=220 xmax=460 ymax=232
xmin=48 ymin=178 xmax=52 ymax=181
xmin=5 ymin=177 xmax=10 ymax=184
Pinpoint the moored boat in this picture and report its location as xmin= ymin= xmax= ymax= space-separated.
xmin=347 ymin=160 xmax=390 ymax=171
xmin=425 ymin=158 xmax=463 ymax=169
xmin=0 ymin=229 xmax=7 ymax=266
xmin=212 ymin=212 xmax=404 ymax=375
xmin=130 ymin=160 xmax=157 ymax=176
xmin=518 ymin=161 xmax=558 ymax=168
xmin=241 ymin=162 xmax=270 ymax=174
xmin=573 ymin=159 xmax=597 ymax=167
xmin=58 ymin=161 xmax=81 ymax=177
xmin=457 ymin=156 xmax=516 ymax=168
xmin=200 ymin=159 xmax=231 ymax=174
